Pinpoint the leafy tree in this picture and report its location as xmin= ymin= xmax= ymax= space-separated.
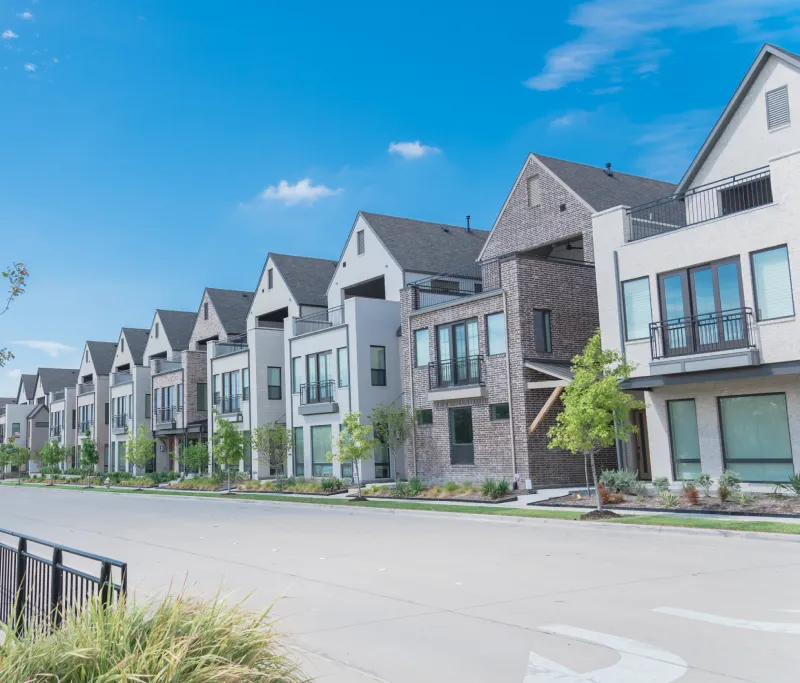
xmin=370 ymin=402 xmax=411 ymax=484
xmin=126 ymin=424 xmax=154 ymax=482
xmin=79 ymin=431 xmax=100 ymax=477
xmin=9 ymin=445 xmax=32 ymax=485
xmin=0 ymin=262 xmax=29 ymax=367
xmin=179 ymin=440 xmax=209 ymax=474
xmin=548 ymin=332 xmax=643 ymax=511
xmin=328 ymin=411 xmax=377 ymax=500
xmin=39 ymin=440 xmax=66 ymax=478
xmin=213 ymin=410 xmax=246 ymax=494
xmin=251 ymin=422 xmax=291 ymax=482
xmin=0 ymin=443 xmax=11 ymax=479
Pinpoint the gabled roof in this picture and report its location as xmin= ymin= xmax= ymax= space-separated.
xmin=86 ymin=342 xmax=117 ymax=375
xmin=360 ymin=212 xmax=490 ymax=277
xmin=677 ymin=44 xmax=800 ymax=193
xmin=205 ymin=289 xmax=255 ymax=335
xmin=37 ymin=368 xmax=79 ymax=394
xmin=0 ymin=397 xmax=16 ymax=406
xmin=20 ymin=374 xmax=36 ymax=400
xmin=27 ymin=403 xmax=48 ymax=420
xmin=270 ymin=254 xmax=338 ymax=307
xmin=121 ymin=328 xmax=150 ymax=365
xmin=156 ymin=310 xmax=197 ymax=352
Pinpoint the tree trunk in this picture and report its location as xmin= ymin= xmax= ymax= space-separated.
xmin=355 ymin=460 xmax=361 ymax=499
xmin=227 ymin=467 xmax=231 ymax=495
xmin=589 ymin=451 xmax=602 ymax=511
xmin=584 ymin=454 xmax=590 ymax=495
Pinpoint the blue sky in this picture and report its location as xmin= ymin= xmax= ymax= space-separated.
xmin=2 ymin=0 xmax=799 ymax=395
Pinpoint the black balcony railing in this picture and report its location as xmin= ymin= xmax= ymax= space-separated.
xmin=650 ymin=307 xmax=756 ymax=360
xmin=300 ymin=380 xmax=335 ymax=405
xmin=216 ymin=395 xmax=241 ymax=414
xmin=294 ymin=306 xmax=345 ymax=336
xmin=155 ymin=406 xmax=175 ymax=424
xmin=627 ymin=168 xmax=772 ymax=242
xmin=429 ymin=356 xmax=484 ymax=389
xmin=112 ymin=414 xmax=128 ymax=432
xmin=410 ymin=282 xmax=481 ymax=310
xmin=77 ymin=420 xmax=93 ymax=433
xmin=50 ymin=426 xmax=61 ymax=438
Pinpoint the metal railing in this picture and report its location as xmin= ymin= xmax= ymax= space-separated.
xmin=77 ymin=420 xmax=93 ymax=433
xmin=0 ymin=527 xmax=126 ymax=636
xmin=50 ymin=426 xmax=61 ymax=438
xmin=0 ymin=406 xmax=5 ymax=417
xmin=111 ymin=414 xmax=129 ymax=433
xmin=627 ymin=168 xmax=772 ymax=242
xmin=429 ymin=356 xmax=484 ymax=389
xmin=111 ymin=372 xmax=133 ymax=387
xmin=154 ymin=406 xmax=175 ymax=424
xmin=51 ymin=390 xmax=65 ymax=402
xmin=153 ymin=356 xmax=182 ymax=374
xmin=77 ymin=382 xmax=95 ymax=396
xmin=293 ymin=306 xmax=345 ymax=336
xmin=213 ymin=334 xmax=248 ymax=358
xmin=408 ymin=259 xmax=499 ymax=310
xmin=649 ymin=307 xmax=756 ymax=360
xmin=300 ymin=380 xmax=336 ymax=405
xmin=216 ymin=394 xmax=241 ymax=414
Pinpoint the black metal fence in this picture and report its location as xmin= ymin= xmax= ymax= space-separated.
xmin=300 ymin=380 xmax=335 ymax=405
xmin=649 ymin=307 xmax=756 ymax=360
xmin=294 ymin=306 xmax=345 ymax=336
xmin=216 ymin=394 xmax=242 ymax=414
xmin=408 ymin=258 xmax=501 ymax=310
xmin=429 ymin=356 xmax=484 ymax=389
xmin=0 ymin=528 xmax=127 ymax=636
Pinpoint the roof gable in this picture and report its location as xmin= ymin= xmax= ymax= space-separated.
xmin=270 ymin=254 xmax=337 ymax=307
xmin=84 ymin=341 xmax=117 ymax=376
xmin=156 ymin=309 xmax=197 ymax=352
xmin=121 ymin=328 xmax=150 ymax=365
xmin=17 ymin=374 xmax=36 ymax=403
xmin=205 ymin=288 xmax=255 ymax=335
xmin=36 ymin=368 xmax=80 ymax=394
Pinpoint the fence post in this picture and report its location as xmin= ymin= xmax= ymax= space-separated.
xmin=98 ymin=562 xmax=112 ymax=606
xmin=50 ymin=547 xmax=63 ymax=628
xmin=14 ymin=536 xmax=27 ymax=636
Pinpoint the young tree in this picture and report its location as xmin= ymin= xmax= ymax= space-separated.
xmin=0 ymin=261 xmax=29 ymax=367
xmin=213 ymin=410 xmax=246 ymax=494
xmin=251 ymin=422 xmax=291 ymax=482
xmin=179 ymin=440 xmax=209 ymax=475
xmin=39 ymin=440 xmax=66 ymax=479
xmin=79 ymin=431 xmax=100 ymax=478
xmin=370 ymin=402 xmax=412 ymax=485
xmin=9 ymin=445 xmax=32 ymax=485
xmin=126 ymin=424 xmax=155 ymax=484
xmin=0 ymin=443 xmax=11 ymax=480
xmin=328 ymin=411 xmax=378 ymax=500
xmin=548 ymin=332 xmax=643 ymax=511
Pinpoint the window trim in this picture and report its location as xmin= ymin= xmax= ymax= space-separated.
xmin=291 ymin=357 xmax=302 ymax=394
xmin=666 ymin=398 xmax=702 ymax=481
xmin=267 ymin=268 xmax=274 ymax=290
xmin=749 ymin=244 xmax=795 ymax=322
xmin=267 ymin=366 xmax=282 ymax=400
xmin=489 ymin=403 xmax=510 ymax=421
xmin=337 ymin=347 xmax=349 ymax=388
xmin=414 ymin=328 xmax=430 ymax=368
xmin=532 ymin=309 xmax=553 ymax=354
xmin=416 ymin=408 xmax=433 ymax=426
xmin=486 ymin=312 xmax=506 ymax=356
xmin=621 ymin=276 xmax=652 ymax=341
xmin=370 ymin=345 xmax=387 ymax=387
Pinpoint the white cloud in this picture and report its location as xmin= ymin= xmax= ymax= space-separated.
xmin=17 ymin=10 xmax=33 ymax=20
xmin=10 ymin=340 xmax=76 ymax=357
xmin=2 ymin=30 xmax=18 ymax=39
xmin=592 ymin=85 xmax=623 ymax=95
xmin=549 ymin=110 xmax=593 ymax=129
xmin=524 ymin=0 xmax=800 ymax=91
xmin=388 ymin=141 xmax=441 ymax=160
xmin=7 ymin=368 xmax=21 ymax=379
xmin=23 ymin=63 xmax=36 ymax=72
xmin=259 ymin=178 xmax=342 ymax=206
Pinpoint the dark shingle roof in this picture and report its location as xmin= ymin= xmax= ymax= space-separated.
xmin=271 ymin=254 xmax=338 ymax=307
xmin=37 ymin=368 xmax=79 ymax=394
xmin=205 ymin=289 xmax=255 ymax=335
xmin=20 ymin=374 xmax=36 ymax=399
xmin=156 ymin=310 xmax=197 ymax=352
xmin=360 ymin=212 xmax=490 ymax=277
xmin=0 ymin=397 xmax=16 ymax=406
xmin=532 ymin=155 xmax=676 ymax=212
xmin=86 ymin=342 xmax=118 ymax=375
xmin=122 ymin=328 xmax=150 ymax=365
xmin=27 ymin=403 xmax=48 ymax=420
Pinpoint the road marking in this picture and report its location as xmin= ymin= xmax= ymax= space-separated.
xmin=654 ymin=607 xmax=800 ymax=635
xmin=524 ymin=625 xmax=687 ymax=682
xmin=292 ymin=645 xmax=394 ymax=682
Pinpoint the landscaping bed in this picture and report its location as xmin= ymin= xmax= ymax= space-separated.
xmin=354 ymin=493 xmax=518 ymax=504
xmin=358 ymin=478 xmax=517 ymax=503
xmin=237 ymin=477 xmax=348 ymax=496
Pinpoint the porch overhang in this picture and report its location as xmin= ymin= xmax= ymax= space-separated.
xmin=427 ymin=385 xmax=487 ymax=402
xmin=524 ymin=360 xmax=573 ymax=433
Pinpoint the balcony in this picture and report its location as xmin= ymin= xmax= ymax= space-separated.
xmin=0 ymin=406 xmax=5 ymax=418
xmin=153 ymin=356 xmax=182 ymax=375
xmin=154 ymin=406 xmax=176 ymax=428
xmin=213 ymin=334 xmax=248 ymax=358
xmin=649 ymin=307 xmax=759 ymax=374
xmin=293 ymin=306 xmax=345 ymax=336
xmin=78 ymin=382 xmax=95 ymax=396
xmin=112 ymin=414 xmax=129 ymax=435
xmin=77 ymin=420 xmax=93 ymax=434
xmin=112 ymin=371 xmax=133 ymax=387
xmin=428 ymin=356 xmax=486 ymax=402
xmin=50 ymin=425 xmax=61 ymax=438
xmin=627 ymin=167 xmax=772 ymax=242
xmin=51 ymin=389 xmax=65 ymax=402
xmin=298 ymin=380 xmax=338 ymax=415
xmin=215 ymin=394 xmax=242 ymax=416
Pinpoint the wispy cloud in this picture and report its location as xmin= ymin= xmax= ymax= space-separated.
xmin=10 ymin=340 xmax=76 ymax=357
xmin=524 ymin=0 xmax=800 ymax=91
xmin=1 ymin=30 xmax=18 ymax=39
xmin=549 ymin=110 xmax=592 ymax=128
xmin=592 ymin=85 xmax=623 ymax=95
xmin=7 ymin=368 xmax=21 ymax=380
xmin=388 ymin=141 xmax=441 ymax=160
xmin=259 ymin=178 xmax=342 ymax=206
xmin=23 ymin=63 xmax=36 ymax=72
xmin=17 ymin=10 xmax=34 ymax=20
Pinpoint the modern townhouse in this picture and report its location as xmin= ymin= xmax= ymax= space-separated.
xmin=286 ymin=212 xmax=487 ymax=482
xmin=0 ymin=374 xmax=36 ymax=452
xmin=75 ymin=342 xmax=117 ymax=472
xmin=401 ymin=154 xmax=674 ymax=487
xmin=47 ymin=380 xmax=78 ymax=468
xmin=144 ymin=309 xmax=200 ymax=471
xmin=25 ymin=368 xmax=79 ymax=469
xmin=593 ymin=44 xmax=800 ymax=486
xmin=108 ymin=328 xmax=152 ymax=473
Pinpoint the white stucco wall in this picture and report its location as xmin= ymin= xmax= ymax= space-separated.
xmin=142 ymin=312 xmax=176 ymax=362
xmin=248 ymin=255 xmax=302 ymax=327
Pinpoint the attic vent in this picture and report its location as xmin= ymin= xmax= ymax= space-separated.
xmin=766 ymin=85 xmax=790 ymax=130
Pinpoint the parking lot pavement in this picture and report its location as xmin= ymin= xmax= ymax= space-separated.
xmin=1 ymin=486 xmax=799 ymax=682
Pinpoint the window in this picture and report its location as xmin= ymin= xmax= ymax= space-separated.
xmin=155 ymin=322 xmax=159 ymax=338
xmin=121 ymin=338 xmax=125 ymax=352
xmin=34 ymin=421 xmax=48 ymax=428
xmin=104 ymin=402 xmax=109 ymax=425
xmin=532 ymin=310 xmax=552 ymax=353
xmin=203 ymin=302 xmax=209 ymax=320
xmin=242 ymin=368 xmax=250 ymax=401
xmin=667 ymin=399 xmax=702 ymax=480
xmin=176 ymin=384 xmax=184 ymax=412
xmin=11 ymin=422 xmax=20 ymax=435
xmin=86 ymin=350 xmax=89 ymax=362
xmin=370 ymin=346 xmax=386 ymax=386
xmin=719 ymin=393 xmax=794 ymax=482
xmin=449 ymin=407 xmax=474 ymax=464
xmin=622 ymin=277 xmax=652 ymax=341
xmin=766 ymin=84 xmax=790 ymax=130
xmin=436 ymin=320 xmax=480 ymax=386
xmin=144 ymin=394 xmax=151 ymax=419
xmin=356 ymin=229 xmax=365 ymax=255
xmin=72 ymin=409 xmax=76 ymax=429
xmin=414 ymin=329 xmax=430 ymax=367
xmin=311 ymin=425 xmax=332 ymax=476
xmin=293 ymin=427 xmax=304 ymax=477
xmin=267 ymin=367 xmax=281 ymax=400
xmin=487 ymin=313 xmax=506 ymax=355
xmin=118 ymin=442 xmax=126 ymax=472
xmin=291 ymin=357 xmax=302 ymax=394
xmin=490 ymin=403 xmax=509 ymax=420
xmin=197 ymin=384 xmax=206 ymax=411
xmin=417 ymin=409 xmax=433 ymax=425
xmin=306 ymin=351 xmax=333 ymax=402
xmin=339 ymin=424 xmax=353 ymax=480
xmin=104 ymin=445 xmax=108 ymax=470
xmin=751 ymin=246 xmax=794 ymax=320
xmin=374 ymin=438 xmax=390 ymax=479
xmin=212 ymin=374 xmax=220 ymax=405
xmin=337 ymin=347 xmax=349 ymax=387
xmin=267 ymin=268 xmax=274 ymax=289
xmin=527 ymin=174 xmax=541 ymax=207
xmin=474 ymin=282 xmax=483 ymax=293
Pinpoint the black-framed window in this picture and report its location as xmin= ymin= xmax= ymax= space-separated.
xmin=291 ymin=357 xmax=302 ymax=394
xmin=307 ymin=351 xmax=333 ymax=400
xmin=622 ymin=277 xmax=652 ymax=341
xmin=667 ymin=399 xmax=701 ymax=481
xmin=196 ymin=385 xmax=206 ymax=411
xmin=267 ymin=367 xmax=282 ymax=400
xmin=532 ymin=309 xmax=552 ymax=353
xmin=751 ymin=245 xmax=794 ymax=321
xmin=155 ymin=322 xmax=159 ymax=338
xmin=203 ymin=302 xmax=209 ymax=320
xmin=370 ymin=346 xmax=386 ymax=386
xmin=357 ymin=229 xmax=365 ymax=255
xmin=176 ymin=384 xmax=184 ymax=412
xmin=417 ymin=409 xmax=433 ymax=425
xmin=449 ymin=407 xmax=474 ymax=464
xmin=719 ymin=393 xmax=794 ymax=482
xmin=267 ymin=268 xmax=274 ymax=289
xmin=414 ymin=329 xmax=430 ymax=367
xmin=311 ymin=425 xmax=332 ymax=477
xmin=242 ymin=368 xmax=250 ymax=401
xmin=490 ymin=403 xmax=509 ymax=420
xmin=487 ymin=312 xmax=506 ymax=355
xmin=104 ymin=402 xmax=109 ymax=425
xmin=337 ymin=347 xmax=348 ymax=387
xmin=293 ymin=427 xmax=304 ymax=477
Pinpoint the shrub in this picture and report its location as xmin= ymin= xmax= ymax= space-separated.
xmin=597 ymin=483 xmax=611 ymax=505
xmin=444 ymin=481 xmax=459 ymax=495
xmin=116 ymin=477 xmax=156 ymax=488
xmin=599 ymin=469 xmax=638 ymax=493
xmin=482 ymin=479 xmax=498 ymax=499
xmin=494 ymin=479 xmax=510 ymax=499
xmin=652 ymin=477 xmax=670 ymax=493
xmin=719 ymin=470 xmax=742 ymax=492
xmin=682 ymin=482 xmax=700 ymax=505
xmin=660 ymin=491 xmax=679 ymax=508
xmin=630 ymin=481 xmax=647 ymax=497
xmin=481 ymin=479 xmax=510 ymax=500
xmin=407 ymin=477 xmax=422 ymax=496
xmin=150 ymin=471 xmax=181 ymax=485
xmin=170 ymin=477 xmax=219 ymax=491
xmin=696 ymin=472 xmax=713 ymax=496
xmin=393 ymin=481 xmax=408 ymax=497
xmin=718 ymin=483 xmax=732 ymax=502
xmin=736 ymin=491 xmax=756 ymax=506
xmin=321 ymin=477 xmax=344 ymax=492
xmin=777 ymin=473 xmax=800 ymax=496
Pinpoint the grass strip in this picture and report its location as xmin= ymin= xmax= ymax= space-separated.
xmin=609 ymin=513 xmax=800 ymax=535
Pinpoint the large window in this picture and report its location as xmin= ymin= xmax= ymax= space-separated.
xmin=291 ymin=357 xmax=302 ymax=394
xmin=293 ymin=427 xmax=304 ymax=477
xmin=337 ymin=347 xmax=349 ymax=387
xmin=449 ymin=407 xmax=474 ymax=464
xmin=487 ymin=313 xmax=506 ymax=355
xmin=374 ymin=437 xmax=390 ymax=479
xmin=242 ymin=368 xmax=250 ymax=401
xmin=532 ymin=310 xmax=552 ymax=353
xmin=196 ymin=385 xmax=206 ymax=411
xmin=370 ymin=346 xmax=386 ymax=386
xmin=414 ymin=329 xmax=430 ymax=367
xmin=751 ymin=246 xmax=794 ymax=321
xmin=307 ymin=351 xmax=333 ymax=402
xmin=267 ymin=367 xmax=281 ymax=400
xmin=311 ymin=425 xmax=332 ymax=477
xmin=667 ymin=399 xmax=702 ymax=480
xmin=719 ymin=393 xmax=794 ymax=482
xmin=437 ymin=319 xmax=480 ymax=386
xmin=622 ymin=277 xmax=652 ymax=341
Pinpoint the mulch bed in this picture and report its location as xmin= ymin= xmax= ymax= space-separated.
xmin=353 ymin=494 xmax=519 ymax=505
xmin=580 ymin=509 xmax=621 ymax=520
xmin=236 ymin=488 xmax=348 ymax=497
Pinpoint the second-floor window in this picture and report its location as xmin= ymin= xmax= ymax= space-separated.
xmin=622 ymin=277 xmax=652 ymax=341
xmin=532 ymin=310 xmax=552 ymax=353
xmin=370 ymin=346 xmax=386 ymax=386
xmin=291 ymin=357 xmax=301 ymax=394
xmin=487 ymin=312 xmax=506 ymax=355
xmin=242 ymin=368 xmax=250 ymax=401
xmin=176 ymin=384 xmax=184 ymax=412
xmin=751 ymin=245 xmax=794 ymax=321
xmin=337 ymin=347 xmax=348 ymax=387
xmin=414 ymin=329 xmax=430 ymax=367
xmin=267 ymin=367 xmax=281 ymax=400
xmin=197 ymin=384 xmax=207 ymax=411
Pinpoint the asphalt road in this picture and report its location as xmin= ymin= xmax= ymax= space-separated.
xmin=1 ymin=486 xmax=799 ymax=682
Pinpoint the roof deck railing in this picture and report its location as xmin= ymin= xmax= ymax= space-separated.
xmin=293 ymin=306 xmax=345 ymax=336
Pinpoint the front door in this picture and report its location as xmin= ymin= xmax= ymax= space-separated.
xmin=631 ymin=409 xmax=651 ymax=480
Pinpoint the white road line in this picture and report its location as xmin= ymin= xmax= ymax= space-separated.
xmin=654 ymin=607 xmax=800 ymax=635
xmin=292 ymin=645 xmax=394 ymax=682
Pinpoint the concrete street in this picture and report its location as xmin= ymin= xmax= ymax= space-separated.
xmin=1 ymin=486 xmax=799 ymax=682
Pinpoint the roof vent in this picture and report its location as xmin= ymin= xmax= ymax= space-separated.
xmin=466 ymin=215 xmax=471 ymax=233
xmin=604 ymin=162 xmax=614 ymax=177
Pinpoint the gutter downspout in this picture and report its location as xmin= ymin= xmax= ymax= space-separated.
xmin=502 ymin=286 xmax=517 ymax=483
xmin=612 ymin=250 xmax=625 ymax=472
xmin=288 ymin=334 xmax=294 ymax=475
xmin=405 ymin=295 xmax=417 ymax=479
